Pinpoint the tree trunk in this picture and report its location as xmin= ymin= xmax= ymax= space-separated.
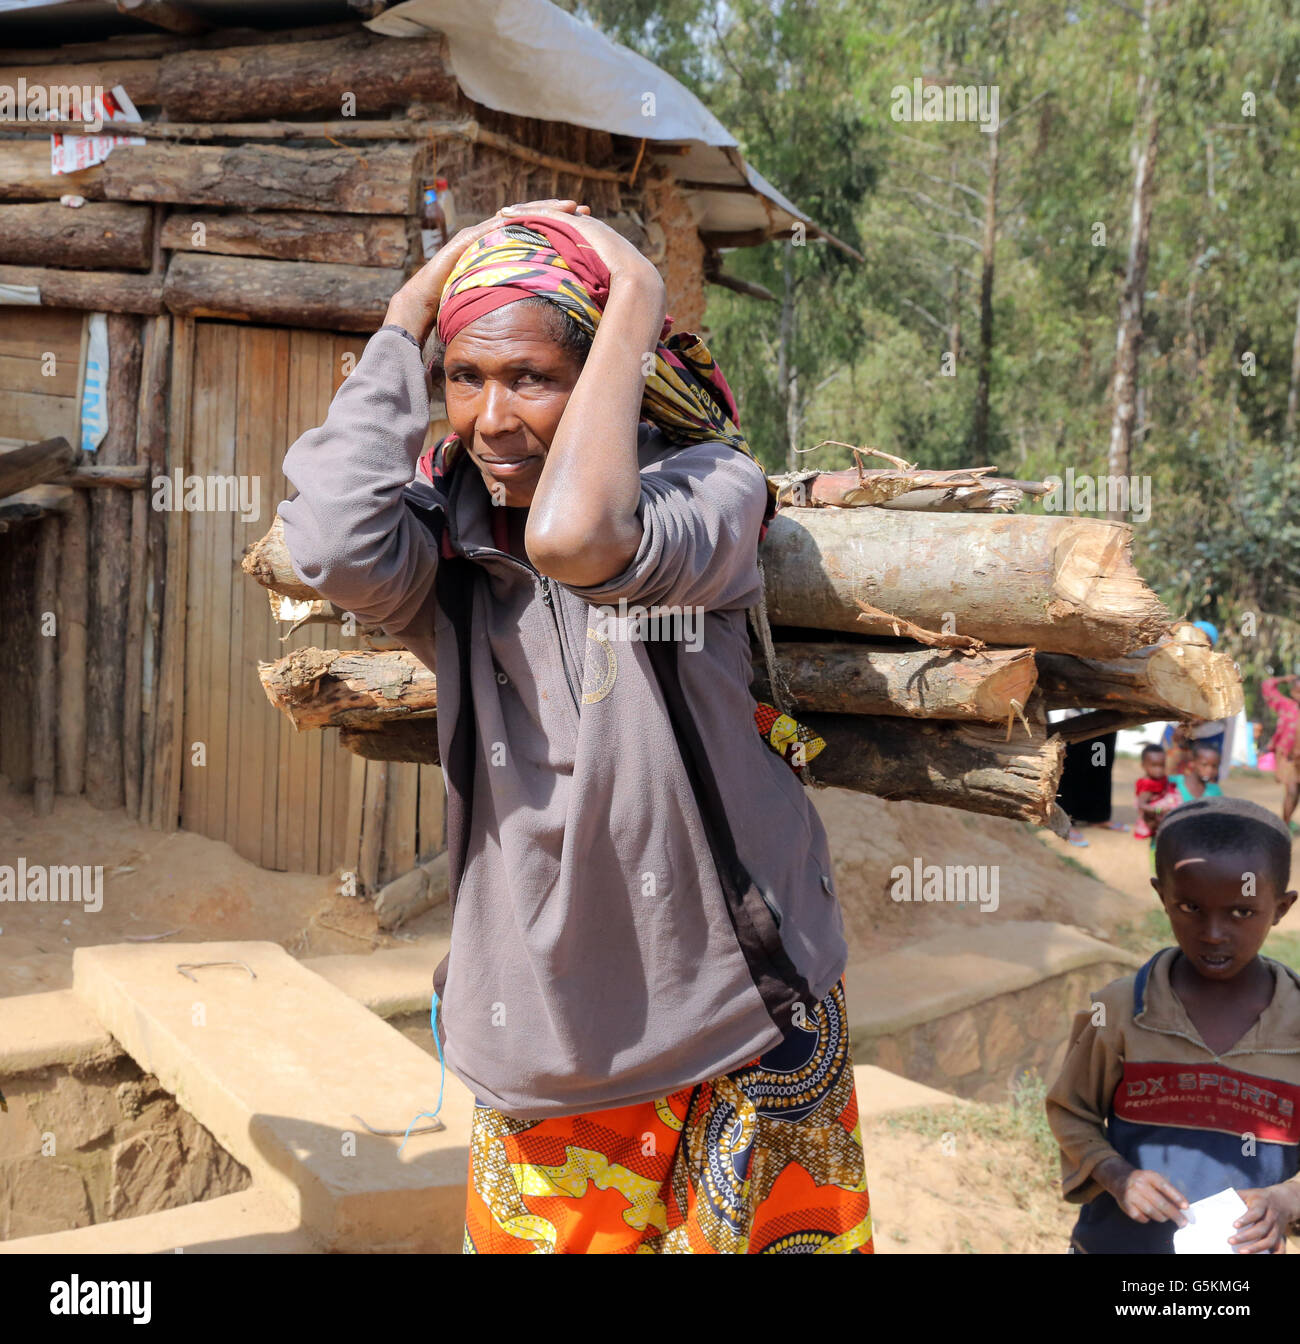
xmin=1105 ymin=0 xmax=1161 ymax=517
xmin=0 ymin=436 xmax=77 ymax=497
xmin=0 ymin=484 xmax=76 ymax=524
xmin=162 ymin=253 xmax=402 ymax=332
xmin=751 ymin=641 xmax=1037 ymax=721
xmin=778 ymin=239 xmax=800 ymax=469
xmin=2 ymin=56 xmax=161 ymax=105
xmin=0 ymin=202 xmax=153 ymax=270
xmin=971 ymin=124 xmax=999 ymax=465
xmin=0 ymin=265 xmax=162 ymax=314
xmin=759 ymin=507 xmax=1170 ymax=657
xmin=84 ymin=313 xmax=141 ymax=810
xmin=1286 ymin=286 xmax=1300 ymax=442
xmin=160 ymin=209 xmax=409 ymax=268
xmin=101 ymin=142 xmax=422 ymax=214
xmin=155 ymin=31 xmax=457 ymax=122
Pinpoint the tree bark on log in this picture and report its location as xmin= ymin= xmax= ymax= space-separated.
xmin=56 ymin=489 xmax=89 ymax=796
xmin=0 ymin=436 xmax=77 ymax=498
xmin=258 ymin=647 xmax=437 ymax=730
xmin=751 ymin=641 xmax=1038 ymax=720
xmin=160 ymin=209 xmax=409 ymax=268
xmin=155 ymin=32 xmax=457 ymax=122
xmin=800 ymin=712 xmax=1064 ymax=823
xmin=101 ymin=142 xmax=422 ymax=214
xmin=0 ymin=202 xmax=154 ymax=270
xmin=760 ymin=507 xmax=1170 ymax=658
xmin=1036 ymin=626 xmax=1243 ymax=721
xmin=51 ymin=464 xmax=150 ymax=488
xmin=84 ymin=313 xmax=141 ymax=811
xmin=0 ymin=265 xmax=163 ymax=314
xmin=0 ymin=142 xmax=106 ymax=202
xmin=163 ymin=253 xmax=401 ymax=332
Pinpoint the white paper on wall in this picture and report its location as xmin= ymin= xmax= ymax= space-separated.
xmin=80 ymin=313 xmax=109 ymax=455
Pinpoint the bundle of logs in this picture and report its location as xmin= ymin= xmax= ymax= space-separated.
xmin=241 ymin=449 xmax=1243 ymax=834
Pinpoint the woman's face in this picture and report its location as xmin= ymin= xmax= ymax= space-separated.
xmin=441 ymin=302 xmax=584 ymax=507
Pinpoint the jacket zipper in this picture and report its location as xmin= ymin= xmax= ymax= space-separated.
xmin=539 ymin=574 xmax=583 ymax=715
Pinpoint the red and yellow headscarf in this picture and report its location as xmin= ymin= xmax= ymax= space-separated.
xmin=418 ymin=213 xmax=779 ymax=536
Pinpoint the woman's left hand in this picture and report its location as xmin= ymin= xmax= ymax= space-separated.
xmin=505 ymin=204 xmax=665 ymax=298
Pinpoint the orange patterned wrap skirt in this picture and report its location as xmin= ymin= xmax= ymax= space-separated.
xmin=463 ymin=978 xmax=873 ymax=1254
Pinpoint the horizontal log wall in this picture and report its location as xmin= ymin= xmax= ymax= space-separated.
xmin=0 ymin=202 xmax=153 ymax=270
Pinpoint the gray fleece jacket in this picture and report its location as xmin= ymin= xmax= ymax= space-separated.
xmin=279 ymin=323 xmax=847 ymax=1120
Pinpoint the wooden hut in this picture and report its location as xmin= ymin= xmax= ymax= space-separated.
xmin=0 ymin=0 xmax=838 ymax=896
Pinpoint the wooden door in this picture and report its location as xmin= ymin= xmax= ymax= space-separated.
xmin=179 ymin=321 xmax=442 ymax=880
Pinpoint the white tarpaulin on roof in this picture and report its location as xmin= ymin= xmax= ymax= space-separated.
xmin=366 ymin=0 xmax=812 ymax=240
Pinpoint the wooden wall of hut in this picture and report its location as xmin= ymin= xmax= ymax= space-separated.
xmin=0 ymin=17 xmax=708 ymax=888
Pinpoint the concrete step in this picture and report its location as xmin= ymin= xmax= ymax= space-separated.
xmin=72 ymin=940 xmax=474 ymax=1253
xmin=0 ymin=1187 xmax=318 ymax=1254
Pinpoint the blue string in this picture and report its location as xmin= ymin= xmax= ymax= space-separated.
xmin=397 ymin=988 xmax=446 ymax=1156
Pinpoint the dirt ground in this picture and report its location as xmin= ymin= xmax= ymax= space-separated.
xmin=3 ymin=751 xmax=1297 ymax=1254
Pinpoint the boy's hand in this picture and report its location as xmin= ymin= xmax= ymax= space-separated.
xmin=1231 ymin=1187 xmax=1292 ymax=1254
xmin=1114 ymin=1167 xmax=1190 ymax=1225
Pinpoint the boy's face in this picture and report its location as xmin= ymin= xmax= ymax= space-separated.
xmin=1143 ymin=751 xmax=1167 ymax=779
xmin=1152 ymin=852 xmax=1297 ymax=982
xmin=1191 ymin=749 xmax=1220 ymax=781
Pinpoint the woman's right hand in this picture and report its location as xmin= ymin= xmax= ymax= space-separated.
xmin=384 ymin=199 xmax=592 ymax=347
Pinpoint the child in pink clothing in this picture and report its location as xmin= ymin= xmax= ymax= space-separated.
xmin=1134 ymin=743 xmax=1178 ymax=840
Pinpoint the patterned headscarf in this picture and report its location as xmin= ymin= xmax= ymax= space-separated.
xmin=418 ymin=213 xmax=778 ymax=537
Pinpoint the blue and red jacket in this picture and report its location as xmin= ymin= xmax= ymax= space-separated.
xmin=1046 ymin=947 xmax=1300 ymax=1253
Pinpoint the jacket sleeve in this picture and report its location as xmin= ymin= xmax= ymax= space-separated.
xmin=1045 ymin=986 xmax=1128 ymax=1205
xmin=557 ymin=440 xmax=768 ymax=612
xmin=278 ymin=325 xmax=441 ymax=638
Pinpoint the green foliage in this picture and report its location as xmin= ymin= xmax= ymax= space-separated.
xmin=554 ymin=0 xmax=1299 ymax=688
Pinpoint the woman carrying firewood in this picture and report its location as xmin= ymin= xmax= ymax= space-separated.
xmin=279 ymin=198 xmax=872 ymax=1255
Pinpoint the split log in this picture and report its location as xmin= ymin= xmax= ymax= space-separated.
xmin=163 ymin=254 xmax=401 ymax=332
xmin=84 ymin=313 xmax=141 ymax=811
xmin=160 ymin=209 xmax=409 ymax=267
xmin=0 ymin=142 xmax=106 ymax=202
xmin=0 ymin=435 xmax=77 ymax=497
xmin=32 ymin=515 xmax=59 ymax=816
xmin=1036 ymin=624 xmax=1243 ymax=720
xmin=0 ymin=202 xmax=154 ymax=270
xmin=799 ymin=712 xmax=1065 ymax=824
xmin=1050 ymin=709 xmax=1164 ymax=744
xmin=155 ymin=32 xmax=457 ymax=122
xmin=751 ymin=642 xmax=1037 ymax=721
xmin=56 ymin=489 xmax=89 ymax=796
xmin=0 ymin=484 xmax=76 ymax=524
xmin=760 ymin=507 xmax=1171 ymax=659
xmin=0 ymin=264 xmax=163 ymax=314
xmin=258 ymin=647 xmax=436 ymax=730
xmin=101 ymin=142 xmax=422 ymax=214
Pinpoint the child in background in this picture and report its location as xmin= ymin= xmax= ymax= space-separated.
xmin=1261 ymin=673 xmax=1299 ymax=830
xmin=1170 ymin=744 xmax=1224 ymax=803
xmin=1134 ymin=744 xmax=1179 ymax=840
xmin=1046 ymin=796 xmax=1300 ymax=1254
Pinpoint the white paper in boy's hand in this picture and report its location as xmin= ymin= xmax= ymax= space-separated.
xmin=1172 ymin=1189 xmax=1249 ymax=1254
